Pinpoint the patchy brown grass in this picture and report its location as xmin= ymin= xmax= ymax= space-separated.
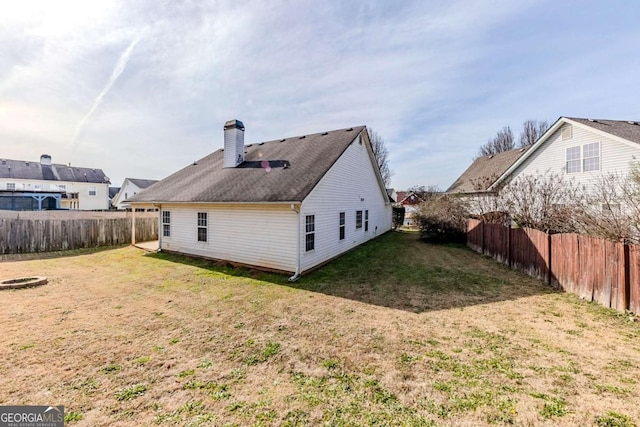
xmin=0 ymin=231 xmax=639 ymax=426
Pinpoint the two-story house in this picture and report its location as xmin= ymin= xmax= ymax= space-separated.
xmin=0 ymin=155 xmax=110 ymax=210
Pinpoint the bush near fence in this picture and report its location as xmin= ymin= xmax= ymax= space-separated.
xmin=0 ymin=211 xmax=157 ymax=254
xmin=467 ymin=219 xmax=640 ymax=316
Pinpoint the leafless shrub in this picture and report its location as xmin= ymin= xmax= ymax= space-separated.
xmin=500 ymin=173 xmax=585 ymax=233
xmin=414 ymin=195 xmax=469 ymax=243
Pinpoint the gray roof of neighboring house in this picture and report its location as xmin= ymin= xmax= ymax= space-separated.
xmin=127 ymin=178 xmax=159 ymax=189
xmin=0 ymin=158 xmax=109 ymax=184
xmin=129 ymin=126 xmax=367 ymax=203
xmin=447 ymin=146 xmax=530 ymax=193
xmin=109 ymin=187 xmax=121 ymax=198
xmin=567 ymin=117 xmax=640 ymax=144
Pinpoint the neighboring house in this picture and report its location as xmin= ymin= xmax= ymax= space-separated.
xmin=129 ymin=120 xmax=392 ymax=278
xmin=394 ymin=191 xmax=423 ymax=227
xmin=109 ymin=187 xmax=121 ymax=208
xmin=111 ymin=178 xmax=159 ymax=210
xmin=0 ymin=154 xmax=110 ymax=210
xmin=448 ymin=117 xmax=640 ymax=213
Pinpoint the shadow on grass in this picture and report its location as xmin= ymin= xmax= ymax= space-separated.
xmin=147 ymin=231 xmax=555 ymax=313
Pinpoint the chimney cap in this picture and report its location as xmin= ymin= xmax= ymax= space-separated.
xmin=224 ymin=119 xmax=245 ymax=131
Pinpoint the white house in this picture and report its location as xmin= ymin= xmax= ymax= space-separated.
xmin=490 ymin=117 xmax=640 ymax=191
xmin=448 ymin=117 xmax=640 ymax=214
xmin=129 ymin=120 xmax=392 ymax=278
xmin=0 ymin=155 xmax=110 ymax=210
xmin=111 ymin=178 xmax=159 ymax=210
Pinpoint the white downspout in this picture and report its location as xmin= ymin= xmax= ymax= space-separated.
xmin=288 ymin=203 xmax=301 ymax=282
xmin=156 ymin=204 xmax=162 ymax=251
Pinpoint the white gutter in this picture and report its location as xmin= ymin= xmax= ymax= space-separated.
xmin=288 ymin=203 xmax=301 ymax=282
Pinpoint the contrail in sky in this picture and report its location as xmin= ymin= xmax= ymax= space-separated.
xmin=71 ymin=36 xmax=141 ymax=149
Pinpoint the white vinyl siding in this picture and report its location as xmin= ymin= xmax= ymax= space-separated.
xmin=159 ymin=204 xmax=298 ymax=272
xmin=299 ymin=132 xmax=392 ymax=272
xmin=511 ymin=122 xmax=640 ymax=192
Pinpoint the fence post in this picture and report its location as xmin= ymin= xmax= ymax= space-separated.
xmin=507 ymin=223 xmax=512 ymax=268
xmin=624 ymin=241 xmax=631 ymax=311
xmin=547 ymin=232 xmax=552 ymax=287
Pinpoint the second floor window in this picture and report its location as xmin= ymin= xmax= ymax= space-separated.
xmin=88 ymin=187 xmax=97 ymax=196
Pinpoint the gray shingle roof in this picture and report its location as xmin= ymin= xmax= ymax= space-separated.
xmin=109 ymin=187 xmax=121 ymax=198
xmin=447 ymin=146 xmax=530 ymax=193
xmin=0 ymin=158 xmax=109 ymax=184
xmin=127 ymin=178 xmax=158 ymax=189
xmin=129 ymin=126 xmax=366 ymax=203
xmin=567 ymin=117 xmax=640 ymax=144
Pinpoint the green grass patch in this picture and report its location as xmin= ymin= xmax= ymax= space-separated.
xmin=115 ymin=384 xmax=148 ymax=401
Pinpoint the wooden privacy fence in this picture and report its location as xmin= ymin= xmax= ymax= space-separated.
xmin=0 ymin=212 xmax=157 ymax=254
xmin=467 ymin=219 xmax=640 ymax=315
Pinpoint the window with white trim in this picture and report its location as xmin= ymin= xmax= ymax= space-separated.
xmin=88 ymin=186 xmax=97 ymax=196
xmin=583 ymin=142 xmax=600 ymax=171
xmin=356 ymin=210 xmax=363 ymax=229
xmin=566 ymin=142 xmax=600 ymax=173
xmin=162 ymin=211 xmax=171 ymax=237
xmin=305 ymin=215 xmax=315 ymax=252
xmin=197 ymin=212 xmax=207 ymax=242
xmin=365 ymin=210 xmax=369 ymax=232
xmin=6 ymin=182 xmax=15 ymax=191
xmin=339 ymin=212 xmax=345 ymax=240
xmin=566 ymin=146 xmax=581 ymax=173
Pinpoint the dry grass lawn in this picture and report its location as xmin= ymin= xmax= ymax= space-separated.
xmin=0 ymin=231 xmax=639 ymax=426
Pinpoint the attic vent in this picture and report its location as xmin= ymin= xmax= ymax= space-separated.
xmin=346 ymin=128 xmax=353 ymax=131
xmin=193 ymin=161 xmax=198 ymax=165
xmin=247 ymin=144 xmax=253 ymax=147
xmin=561 ymin=125 xmax=573 ymax=140
xmin=588 ymin=118 xmax=597 ymax=122
xmin=280 ymin=139 xmax=286 ymax=142
xmin=627 ymin=121 xmax=639 ymax=125
xmin=25 ymin=162 xmax=29 ymax=166
xmin=488 ymin=155 xmax=494 ymax=159
xmin=519 ymin=147 xmax=526 ymax=152
xmin=259 ymin=142 xmax=265 ymax=145
xmin=321 ymin=132 xmax=328 ymax=135
xmin=299 ymin=135 xmax=306 ymax=139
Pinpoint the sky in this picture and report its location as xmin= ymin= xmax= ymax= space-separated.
xmin=1 ymin=0 xmax=639 ymax=191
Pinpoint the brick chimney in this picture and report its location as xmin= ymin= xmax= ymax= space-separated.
xmin=223 ymin=119 xmax=245 ymax=168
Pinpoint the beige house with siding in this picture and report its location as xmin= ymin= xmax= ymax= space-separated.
xmin=129 ymin=120 xmax=392 ymax=279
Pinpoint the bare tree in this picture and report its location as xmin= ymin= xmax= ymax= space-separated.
xmin=476 ymin=126 xmax=515 ymax=158
xmin=368 ymin=128 xmax=394 ymax=187
xmin=519 ymin=119 xmax=549 ymax=147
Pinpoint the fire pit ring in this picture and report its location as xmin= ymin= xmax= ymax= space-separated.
xmin=0 ymin=277 xmax=48 ymax=290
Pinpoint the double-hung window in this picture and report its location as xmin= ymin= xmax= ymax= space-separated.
xmin=305 ymin=215 xmax=315 ymax=252
xmin=365 ymin=210 xmax=369 ymax=232
xmin=356 ymin=210 xmax=363 ymax=229
xmin=566 ymin=142 xmax=600 ymax=173
xmin=162 ymin=211 xmax=171 ymax=237
xmin=197 ymin=212 xmax=208 ymax=242
xmin=583 ymin=142 xmax=600 ymax=171
xmin=88 ymin=186 xmax=97 ymax=196
xmin=339 ymin=212 xmax=345 ymax=240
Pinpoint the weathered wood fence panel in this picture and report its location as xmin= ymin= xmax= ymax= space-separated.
xmin=0 ymin=215 xmax=157 ymax=254
xmin=484 ymin=223 xmax=509 ymax=264
xmin=511 ymin=227 xmax=550 ymax=282
xmin=467 ymin=219 xmax=483 ymax=253
xmin=468 ymin=220 xmax=639 ymax=315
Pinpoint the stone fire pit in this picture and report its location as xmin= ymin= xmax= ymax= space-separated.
xmin=0 ymin=277 xmax=48 ymax=290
